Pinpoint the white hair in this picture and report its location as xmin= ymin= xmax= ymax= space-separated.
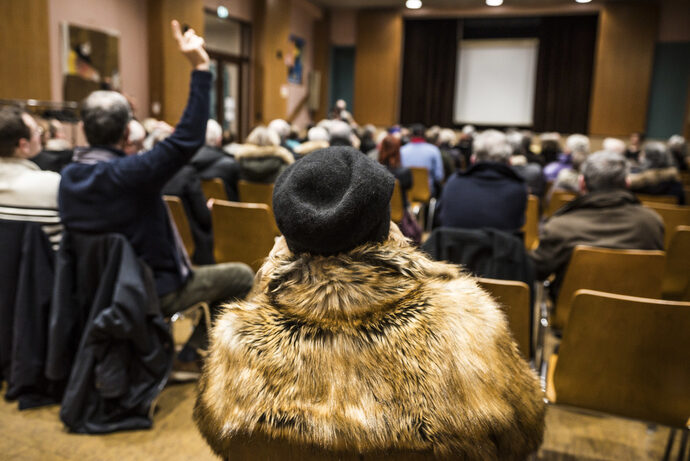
xmin=268 ymin=119 xmax=290 ymax=141
xmin=602 ymin=137 xmax=626 ymax=155
xmin=473 ymin=129 xmax=511 ymax=163
xmin=307 ymin=126 xmax=329 ymax=142
xmin=438 ymin=128 xmax=457 ymax=146
xmin=127 ymin=119 xmax=146 ymax=143
xmin=462 ymin=125 xmax=476 ymax=136
xmin=566 ymin=134 xmax=590 ymax=155
xmin=668 ymin=135 xmax=686 ymax=150
xmin=205 ymin=119 xmax=223 ymax=147
xmin=246 ymin=125 xmax=280 ymax=146
xmin=327 ymin=120 xmax=352 ymax=140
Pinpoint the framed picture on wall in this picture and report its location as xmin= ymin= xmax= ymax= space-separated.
xmin=61 ymin=23 xmax=120 ymax=103
xmin=287 ymin=35 xmax=304 ymax=84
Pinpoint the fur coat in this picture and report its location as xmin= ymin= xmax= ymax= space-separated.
xmin=234 ymin=144 xmax=295 ymax=183
xmin=194 ymin=228 xmax=545 ymax=460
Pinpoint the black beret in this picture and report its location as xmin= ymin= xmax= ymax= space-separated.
xmin=273 ymin=146 xmax=395 ymax=255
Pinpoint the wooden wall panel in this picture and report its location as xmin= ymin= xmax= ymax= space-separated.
xmin=354 ymin=9 xmax=402 ymax=127
xmin=147 ymin=0 xmax=204 ymax=125
xmin=312 ymin=11 xmax=330 ymax=122
xmin=588 ymin=4 xmax=658 ymax=136
xmin=252 ymin=0 xmax=290 ymax=125
xmin=0 ymin=0 xmax=51 ymax=100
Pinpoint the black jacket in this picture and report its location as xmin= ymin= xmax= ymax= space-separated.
xmin=0 ymin=219 xmax=64 ymax=409
xmin=162 ymin=165 xmax=214 ymax=265
xmin=435 ymin=162 xmax=528 ymax=231
xmin=46 ymin=232 xmax=173 ymax=433
xmin=190 ymin=145 xmax=240 ymax=201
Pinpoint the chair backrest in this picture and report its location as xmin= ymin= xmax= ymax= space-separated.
xmin=547 ymin=289 xmax=690 ymax=429
xmin=635 ymin=193 xmax=677 ymax=204
xmin=521 ymin=194 xmax=539 ymax=251
xmin=210 ymin=199 xmax=278 ymax=272
xmin=163 ymin=195 xmax=195 ymax=259
xmin=238 ymin=180 xmax=274 ymax=208
xmin=409 ymin=167 xmax=431 ymax=203
xmin=662 ymin=226 xmax=690 ymax=302
xmin=642 ymin=201 xmax=690 ymax=249
xmin=477 ymin=278 xmax=531 ymax=358
xmin=684 ymin=186 xmax=690 ymax=206
xmin=201 ymin=178 xmax=228 ymax=202
xmin=545 ymin=190 xmax=576 ymax=218
xmin=553 ymin=246 xmax=665 ymax=330
xmin=390 ymin=180 xmax=404 ymax=223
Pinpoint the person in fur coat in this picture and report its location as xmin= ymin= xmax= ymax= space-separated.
xmin=194 ymin=147 xmax=545 ymax=460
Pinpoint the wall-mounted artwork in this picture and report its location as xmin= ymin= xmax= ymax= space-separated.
xmin=62 ymin=23 xmax=120 ymax=103
xmin=287 ymin=35 xmax=304 ymax=84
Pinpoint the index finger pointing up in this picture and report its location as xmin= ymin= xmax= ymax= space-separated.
xmin=171 ymin=20 xmax=183 ymax=42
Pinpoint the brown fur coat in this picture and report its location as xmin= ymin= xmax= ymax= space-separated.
xmin=194 ymin=229 xmax=545 ymax=459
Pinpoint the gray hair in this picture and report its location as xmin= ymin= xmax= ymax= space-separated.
xmin=438 ymin=128 xmax=457 ymax=146
xmin=307 ymin=126 xmax=329 ymax=142
xmin=246 ymin=125 xmax=280 ymax=146
xmin=506 ymin=129 xmax=525 ymax=156
xmin=581 ymin=150 xmax=629 ymax=192
xmin=206 ymin=119 xmax=223 ymax=146
xmin=566 ymin=134 xmax=590 ymax=155
xmin=127 ymin=119 xmax=146 ymax=143
xmin=268 ymin=119 xmax=290 ymax=141
xmin=473 ymin=129 xmax=512 ymax=164
xmin=602 ymin=137 xmax=626 ymax=155
xmin=81 ymin=91 xmax=132 ymax=146
xmin=642 ymin=141 xmax=672 ymax=169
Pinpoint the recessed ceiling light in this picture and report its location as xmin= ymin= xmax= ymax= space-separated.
xmin=575 ymin=0 xmax=592 ymax=3
xmin=406 ymin=0 xmax=422 ymax=9
xmin=217 ymin=6 xmax=229 ymax=18
xmin=486 ymin=0 xmax=503 ymax=6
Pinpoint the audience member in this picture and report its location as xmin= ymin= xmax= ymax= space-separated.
xmin=539 ymin=132 xmax=562 ymax=166
xmin=508 ymin=129 xmax=545 ymax=197
xmin=267 ymin=118 xmax=294 ymax=154
xmin=0 ymin=106 xmax=62 ymax=246
xmin=379 ymin=134 xmax=412 ymax=208
xmin=531 ymin=151 xmax=664 ymax=289
xmin=544 ymin=134 xmax=589 ymax=182
xmin=194 ymin=146 xmax=545 ymax=459
xmin=437 ymin=128 xmax=461 ymax=179
xmin=234 ymin=125 xmax=294 ymax=183
xmin=32 ymin=118 xmax=74 ymax=173
xmin=190 ymin=119 xmax=240 ymax=200
xmin=624 ymin=131 xmax=644 ymax=163
xmin=521 ymin=130 xmax=545 ymax=166
xmin=58 ymin=21 xmax=254 ymax=374
xmin=550 ymin=134 xmax=590 ymax=193
xmin=400 ymin=123 xmax=444 ymax=196
xmin=123 ymin=119 xmax=146 ymax=155
xmin=293 ymin=125 xmax=329 ymax=157
xmin=358 ymin=123 xmax=377 ymax=154
xmin=457 ymin=124 xmax=475 ymax=169
xmin=629 ymin=141 xmax=685 ymax=204
xmin=602 ymin=137 xmax=626 ymax=156
xmin=668 ymin=135 xmax=688 ymax=171
xmin=435 ymin=129 xmax=527 ymax=231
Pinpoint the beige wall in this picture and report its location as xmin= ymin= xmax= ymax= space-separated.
xmin=203 ymin=0 xmax=253 ymax=23
xmin=330 ymin=8 xmax=356 ymax=46
xmin=48 ymin=0 xmax=149 ymax=117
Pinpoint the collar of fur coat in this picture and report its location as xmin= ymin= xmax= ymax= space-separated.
xmin=629 ymin=167 xmax=679 ymax=188
xmin=293 ymin=140 xmax=329 ymax=155
xmin=194 ymin=228 xmax=545 ymax=458
xmin=234 ymin=144 xmax=295 ymax=165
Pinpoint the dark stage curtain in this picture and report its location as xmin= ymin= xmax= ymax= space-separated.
xmin=533 ymin=15 xmax=598 ymax=134
xmin=400 ymin=19 xmax=459 ymax=127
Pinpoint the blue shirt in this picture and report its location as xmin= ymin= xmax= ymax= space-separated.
xmin=400 ymin=139 xmax=444 ymax=190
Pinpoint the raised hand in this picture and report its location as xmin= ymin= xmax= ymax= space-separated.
xmin=171 ymin=19 xmax=210 ymax=71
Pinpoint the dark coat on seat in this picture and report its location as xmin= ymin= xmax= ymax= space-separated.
xmin=190 ymin=145 xmax=240 ymax=201
xmin=435 ymin=162 xmax=528 ymax=231
xmin=46 ymin=232 xmax=173 ymax=433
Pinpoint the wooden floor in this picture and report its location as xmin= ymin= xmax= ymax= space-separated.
xmin=0 ymin=380 xmax=681 ymax=461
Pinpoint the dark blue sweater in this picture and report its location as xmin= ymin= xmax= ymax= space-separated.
xmin=59 ymin=70 xmax=212 ymax=296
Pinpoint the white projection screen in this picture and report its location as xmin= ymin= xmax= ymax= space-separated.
xmin=453 ymin=39 xmax=539 ymax=126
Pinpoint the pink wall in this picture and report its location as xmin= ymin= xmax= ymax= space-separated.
xmin=330 ymin=8 xmax=356 ymax=46
xmin=48 ymin=0 xmax=149 ymax=118
xmin=203 ymin=0 xmax=253 ymax=23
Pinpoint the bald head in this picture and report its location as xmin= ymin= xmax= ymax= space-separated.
xmin=81 ymin=90 xmax=132 ymax=147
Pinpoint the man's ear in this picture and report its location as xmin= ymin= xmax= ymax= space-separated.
xmin=578 ymin=174 xmax=587 ymax=194
xmin=15 ymin=138 xmax=31 ymax=158
xmin=625 ymin=176 xmax=631 ymax=189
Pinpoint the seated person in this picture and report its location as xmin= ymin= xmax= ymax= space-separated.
xmin=668 ymin=135 xmax=688 ymax=171
xmin=194 ymin=146 xmax=545 ymax=460
xmin=435 ymin=129 xmax=527 ymax=232
xmin=31 ymin=118 xmax=74 ymax=173
xmin=624 ymin=131 xmax=644 ymax=164
xmin=550 ymin=134 xmax=591 ymax=194
xmin=531 ymin=151 xmax=664 ymax=288
xmin=293 ymin=125 xmax=329 ymax=157
xmin=400 ymin=124 xmax=444 ymax=197
xmin=59 ymin=21 xmax=254 ymax=373
xmin=190 ymin=119 xmax=240 ymax=200
xmin=234 ymin=126 xmax=294 ymax=183
xmin=507 ymin=129 xmax=545 ymax=197
xmin=0 ymin=106 xmax=62 ymax=246
xmin=628 ymin=141 xmax=685 ymax=205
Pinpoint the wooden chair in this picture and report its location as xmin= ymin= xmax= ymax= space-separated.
xmin=238 ymin=180 xmax=274 ymax=209
xmin=201 ymin=178 xmax=228 ymax=202
xmin=684 ymin=186 xmax=690 ymax=206
xmin=546 ymin=290 xmax=690 ymax=437
xmin=544 ymin=190 xmax=576 ymax=218
xmin=390 ymin=180 xmax=404 ymax=223
xmin=551 ymin=246 xmax=665 ymax=331
xmin=163 ymin=195 xmax=195 ymax=259
xmin=521 ymin=194 xmax=539 ymax=251
xmin=477 ymin=278 xmax=531 ymax=359
xmin=408 ymin=167 xmax=435 ymax=230
xmin=662 ymin=226 xmax=690 ymax=302
xmin=643 ymin=201 xmax=690 ymax=249
xmin=210 ymin=199 xmax=279 ymax=272
xmin=635 ymin=193 xmax=677 ymax=204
